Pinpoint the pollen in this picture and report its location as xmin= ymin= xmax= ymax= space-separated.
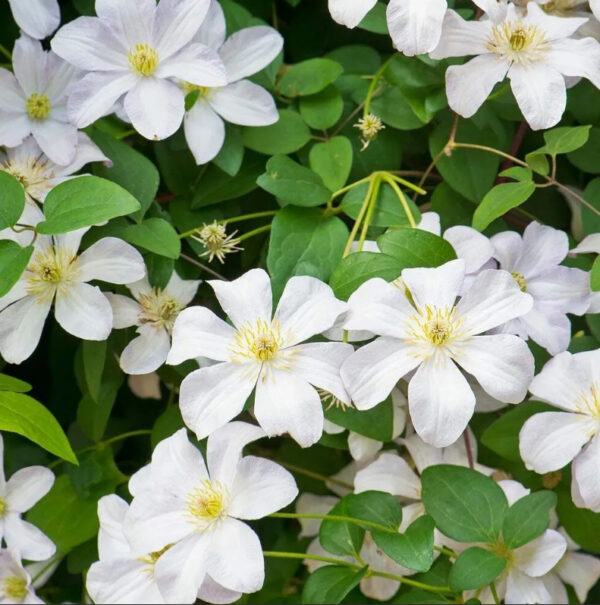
xmin=407 ymin=305 xmax=464 ymax=352
xmin=576 ymin=382 xmax=600 ymax=420
xmin=0 ymin=498 xmax=5 ymax=517
xmin=191 ymin=221 xmax=242 ymax=264
xmin=26 ymin=93 xmax=51 ymax=120
xmin=318 ymin=388 xmax=353 ymax=411
xmin=25 ymin=247 xmax=80 ymax=303
xmin=2 ymin=576 xmax=27 ymax=601
xmin=186 ymin=479 xmax=229 ymax=529
xmin=128 ymin=43 xmax=159 ymax=76
xmin=511 ymin=271 xmax=527 ymax=292
xmin=230 ymin=319 xmax=283 ymax=363
xmin=486 ymin=21 xmax=548 ymax=65
xmin=354 ymin=114 xmax=385 ymax=151
xmin=138 ymin=289 xmax=183 ymax=333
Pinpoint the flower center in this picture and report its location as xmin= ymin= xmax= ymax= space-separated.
xmin=576 ymin=381 xmax=600 ymax=419
xmin=128 ymin=43 xmax=159 ymax=76
xmin=406 ymin=305 xmax=465 ymax=354
xmin=138 ymin=288 xmax=183 ymax=333
xmin=0 ymin=498 xmax=5 ymax=517
xmin=186 ymin=479 xmax=229 ymax=529
xmin=354 ymin=113 xmax=385 ymax=150
xmin=191 ymin=221 xmax=242 ymax=264
xmin=486 ymin=21 xmax=548 ymax=65
xmin=2 ymin=156 xmax=54 ymax=190
xmin=26 ymin=93 xmax=51 ymax=120
xmin=2 ymin=577 xmax=27 ymax=601
xmin=25 ymin=247 xmax=80 ymax=302
xmin=511 ymin=271 xmax=527 ymax=292
xmin=318 ymin=388 xmax=352 ymax=411
xmin=229 ymin=319 xmax=284 ymax=363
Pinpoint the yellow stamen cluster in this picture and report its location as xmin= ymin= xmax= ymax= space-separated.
xmin=128 ymin=43 xmax=159 ymax=76
xmin=191 ymin=221 xmax=242 ymax=264
xmin=186 ymin=479 xmax=229 ymax=529
xmin=183 ymin=83 xmax=214 ymax=99
xmin=511 ymin=271 xmax=527 ymax=292
xmin=26 ymin=93 xmax=51 ymax=120
xmin=486 ymin=21 xmax=548 ymax=65
xmin=354 ymin=114 xmax=385 ymax=151
xmin=1 ymin=155 xmax=53 ymax=189
xmin=2 ymin=576 xmax=27 ymax=601
xmin=318 ymin=388 xmax=353 ymax=411
xmin=25 ymin=247 xmax=80 ymax=303
xmin=138 ymin=289 xmax=183 ymax=333
xmin=576 ymin=382 xmax=600 ymax=419
xmin=230 ymin=319 xmax=284 ymax=363
xmin=407 ymin=305 xmax=464 ymax=350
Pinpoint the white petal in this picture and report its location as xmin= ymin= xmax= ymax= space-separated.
xmin=519 ymin=412 xmax=597 ymax=473
xmin=490 ymin=230 xmax=524 ymax=272
xmin=296 ymin=493 xmax=339 ymax=537
xmin=524 ymin=2 xmax=588 ymax=39
xmin=124 ymin=78 xmax=185 ymax=141
xmin=0 ymin=112 xmax=30 ymax=148
xmin=444 ymin=226 xmax=494 ymax=274
xmin=527 ymin=266 xmax=590 ymax=315
xmin=327 ymin=0 xmax=377 ymax=28
xmin=210 ymin=81 xmax=278 ymax=127
xmin=254 ymin=368 xmax=324 ymax=447
xmin=457 ymin=269 xmax=533 ymax=335
xmin=354 ymin=452 xmax=421 ymax=500
xmin=219 ymin=27 xmax=283 ymax=82
xmin=498 ymin=479 xmax=530 ymax=506
xmin=408 ymin=354 xmax=475 ymax=448
xmin=179 ymin=364 xmax=258 ymax=440
xmin=165 ymin=271 xmax=200 ymax=306
xmin=505 ymin=569 xmax=551 ymax=605
xmin=429 ymin=10 xmax=491 ymax=58
xmin=167 ymin=306 xmax=235 ymax=364
xmin=193 ymin=0 xmax=226 ymax=49
xmin=519 ymin=307 xmax=571 ymax=355
xmin=341 ymin=337 xmax=420 ymax=410
xmin=8 ymin=0 xmax=60 ymax=39
xmin=157 ymin=43 xmax=226 ymax=86
xmin=53 ymin=132 xmax=109 ymax=178
xmin=209 ymin=269 xmax=272 ymax=330
xmin=197 ymin=575 xmax=242 ymax=605
xmin=106 ymin=294 xmax=140 ymax=329
xmin=13 ymin=35 xmax=47 ymax=96
xmin=77 ymin=237 xmax=145 ymax=284
xmin=184 ymin=99 xmax=226 ymax=165
xmin=205 ymin=518 xmax=263 ymax=594
xmin=120 ymin=325 xmax=171 ymax=375
xmin=0 ymin=69 xmax=25 ymax=113
xmin=400 ymin=433 xmax=443 ymax=475
xmin=348 ymin=432 xmax=382 ymax=461
xmin=4 ymin=515 xmax=56 ymax=561
xmin=68 ymin=71 xmax=137 ymax=128
xmin=0 ymin=296 xmax=51 ymax=364
xmin=513 ymin=529 xmax=567 ymax=577
xmin=402 ymin=259 xmax=465 ymax=312
xmin=456 ymin=334 xmax=534 ymax=403
xmin=571 ymin=233 xmax=600 ymax=255
xmin=547 ymin=37 xmax=600 ymax=88
xmin=43 ymin=52 xmax=81 ymax=105
xmin=228 ymin=456 xmax=298 ymax=519
xmin=97 ymin=494 xmax=130 ymax=561
xmin=387 ymin=0 xmax=446 ymax=55
xmin=508 ymin=63 xmax=566 ymax=131
xmin=572 ymin=432 xmax=600 ymax=512
xmin=54 ymin=283 xmax=112 ymax=340
xmin=31 ymin=120 xmax=78 ymax=167
xmin=518 ymin=222 xmax=568 ymax=279
xmin=6 ymin=467 xmax=54 ymax=512
xmin=555 ymin=551 xmax=600 ymax=603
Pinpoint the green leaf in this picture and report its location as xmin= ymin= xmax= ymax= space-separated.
xmin=243 ymin=110 xmax=311 ymax=155
xmin=82 ymin=340 xmax=107 ymax=403
xmin=267 ymin=206 xmax=348 ymax=300
xmin=421 ymin=465 xmax=508 ymax=543
xmin=358 ymin=2 xmax=388 ymax=33
xmin=303 ymin=565 xmax=367 ymax=605
xmin=591 ymin=256 xmax=600 ymax=292
xmin=0 ymin=171 xmax=26 ymax=230
xmin=121 ymin=217 xmax=181 ymax=259
xmin=557 ymin=489 xmax=600 ymax=554
xmin=299 ymin=85 xmax=344 ymax=130
xmin=542 ymin=125 xmax=591 ymax=155
xmin=0 ymin=392 xmax=77 ymax=464
xmin=90 ymin=129 xmax=159 ymax=222
xmin=0 ymin=241 xmax=33 ymax=297
xmin=472 ymin=181 xmax=536 ymax=232
xmin=373 ymin=515 xmax=435 ymax=572
xmin=213 ymin=123 xmax=244 ymax=177
xmin=329 ymin=252 xmax=403 ymax=301
xmin=370 ymin=86 xmax=426 ymax=130
xmin=499 ymin=166 xmax=533 ymax=182
xmin=345 ymin=491 xmax=403 ymax=530
xmin=502 ymin=491 xmax=557 ymax=549
xmin=568 ymin=126 xmax=600 ymax=174
xmin=37 ymin=176 xmax=141 ymax=234
xmin=449 ymin=547 xmax=506 ymax=591
xmin=319 ymin=497 xmax=364 ymax=557
xmin=0 ymin=374 xmax=31 ymax=393
xmin=309 ymin=136 xmax=353 ymax=192
xmin=257 ymin=155 xmax=331 ymax=207
xmin=377 ymin=228 xmax=457 ymax=267
xmin=325 ymin=393 xmax=393 ymax=441
xmin=525 ymin=151 xmax=550 ymax=176
xmin=481 ymin=401 xmax=554 ymax=462
xmin=278 ymin=58 xmax=343 ymax=97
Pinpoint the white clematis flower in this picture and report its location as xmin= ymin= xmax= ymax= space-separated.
xmin=107 ymin=272 xmax=200 ymax=375
xmin=571 ymin=232 xmax=600 ymax=313
xmin=51 ymin=0 xmax=227 ymax=141
xmin=7 ymin=0 xmax=60 ymax=40
xmin=125 ymin=423 xmax=298 ymax=603
xmin=0 ymin=434 xmax=55 ymax=561
xmin=0 ymin=549 xmax=42 ymax=604
xmin=0 ymin=227 xmax=145 ymax=364
xmin=520 ymin=349 xmax=600 ymax=512
xmin=0 ymin=134 xmax=107 ymax=204
xmin=431 ymin=0 xmax=600 ymax=129
xmin=341 ymin=259 xmax=534 ymax=447
xmin=184 ymin=0 xmax=283 ymax=164
xmin=491 ymin=222 xmax=590 ymax=355
xmin=327 ymin=0 xmax=448 ymax=56
xmin=167 ymin=268 xmax=351 ymax=447
xmin=0 ymin=34 xmax=80 ymax=166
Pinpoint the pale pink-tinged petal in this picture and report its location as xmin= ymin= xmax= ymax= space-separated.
xmin=184 ymin=99 xmax=226 ymax=165
xmin=354 ymin=452 xmax=421 ymax=500
xmin=210 ymin=81 xmax=278 ymax=126
xmin=402 ymin=259 xmax=465 ymax=311
xmin=119 ymin=325 xmax=171 ymax=375
xmin=8 ymin=0 xmax=60 ymax=40
xmin=77 ymin=238 xmax=145 ymax=284
xmin=328 ymin=0 xmax=377 ymax=28
xmin=513 ymin=530 xmax=567 ymax=577
xmin=572 ymin=432 xmax=600 ymax=512
xmin=387 ymin=0 xmax=446 ymax=55
xmin=54 ymin=283 xmax=112 ymax=340
xmin=429 ymin=10 xmax=491 ymax=59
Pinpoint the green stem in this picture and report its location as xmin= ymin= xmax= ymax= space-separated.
xmin=269 ymin=512 xmax=399 ymax=536
xmin=329 ymin=175 xmax=373 ymax=203
xmin=237 ymin=224 xmax=271 ymax=243
xmin=434 ymin=545 xmax=457 ymax=558
xmin=364 ymin=55 xmax=395 ymax=116
xmin=115 ymin=129 xmax=136 ymax=140
xmin=357 ymin=174 xmax=381 ymax=250
xmin=179 ymin=211 xmax=277 ymax=239
xmin=387 ymin=174 xmax=427 ymax=195
xmin=382 ymin=174 xmax=417 ymax=228
xmin=275 ymin=461 xmax=353 ymax=491
xmin=490 ymin=581 xmax=500 ymax=604
xmin=343 ymin=176 xmax=376 ymax=257
xmin=0 ymin=43 xmax=12 ymax=61
xmin=450 ymin=142 xmax=529 ymax=168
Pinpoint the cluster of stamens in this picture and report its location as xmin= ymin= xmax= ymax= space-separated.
xmin=354 ymin=113 xmax=385 ymax=151
xmin=191 ymin=221 xmax=242 ymax=264
xmin=137 ymin=288 xmax=183 ymax=333
xmin=128 ymin=43 xmax=159 ymax=76
xmin=407 ymin=305 xmax=464 ymax=353
xmin=25 ymin=247 xmax=80 ymax=302
xmin=511 ymin=271 xmax=527 ymax=292
xmin=2 ymin=155 xmax=53 ymax=189
xmin=26 ymin=93 xmax=51 ymax=120
xmin=318 ymin=388 xmax=353 ymax=411
xmin=186 ymin=479 xmax=229 ymax=530
xmin=575 ymin=382 xmax=600 ymax=419
xmin=486 ymin=21 xmax=548 ymax=65
xmin=1 ymin=577 xmax=27 ymax=601
xmin=229 ymin=318 xmax=285 ymax=365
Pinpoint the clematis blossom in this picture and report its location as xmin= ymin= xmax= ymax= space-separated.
xmin=431 ymin=0 xmax=600 ymax=129
xmin=0 ymin=434 xmax=55 ymax=561
xmin=7 ymin=0 xmax=60 ymax=40
xmin=167 ymin=268 xmax=351 ymax=447
xmin=0 ymin=34 xmax=80 ymax=165
xmin=51 ymin=0 xmax=227 ymax=141
xmin=124 ymin=423 xmax=298 ymax=603
xmin=0 ymin=549 xmax=42 ymax=604
xmin=184 ymin=0 xmax=283 ymax=164
xmin=107 ymin=272 xmax=200 ymax=375
xmin=520 ymin=349 xmax=600 ymax=512
xmin=341 ymin=259 xmax=534 ymax=447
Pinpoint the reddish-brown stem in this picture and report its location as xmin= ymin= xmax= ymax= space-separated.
xmin=463 ymin=429 xmax=474 ymax=469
